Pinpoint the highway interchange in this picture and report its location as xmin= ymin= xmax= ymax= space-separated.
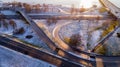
xmin=1 ymin=0 xmax=120 ymax=66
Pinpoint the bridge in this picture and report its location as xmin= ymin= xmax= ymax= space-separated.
xmin=0 ymin=35 xmax=82 ymax=67
xmin=99 ymin=0 xmax=120 ymax=18
xmin=16 ymin=10 xmax=96 ymax=67
xmin=0 ymin=14 xmax=109 ymax=20
xmin=92 ymin=0 xmax=120 ymax=52
xmin=0 ymin=7 xmax=114 ymax=20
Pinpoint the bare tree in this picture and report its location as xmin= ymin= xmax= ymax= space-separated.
xmin=69 ymin=33 xmax=82 ymax=47
xmin=23 ymin=3 xmax=31 ymax=13
xmin=79 ymin=7 xmax=86 ymax=13
xmin=2 ymin=19 xmax=8 ymax=29
xmin=9 ymin=19 xmax=17 ymax=29
xmin=35 ymin=4 xmax=41 ymax=13
xmin=43 ymin=4 xmax=49 ymax=12
xmin=70 ymin=4 xmax=75 ymax=14
xmin=46 ymin=18 xmax=52 ymax=25
xmin=17 ymin=2 xmax=22 ymax=7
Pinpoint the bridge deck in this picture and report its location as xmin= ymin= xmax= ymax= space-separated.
xmin=0 ymin=35 xmax=82 ymax=67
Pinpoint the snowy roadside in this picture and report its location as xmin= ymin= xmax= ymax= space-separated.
xmin=0 ymin=19 xmax=51 ymax=51
xmin=0 ymin=45 xmax=56 ymax=67
xmin=59 ymin=20 xmax=105 ymax=50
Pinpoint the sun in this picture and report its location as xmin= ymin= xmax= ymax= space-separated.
xmin=79 ymin=0 xmax=93 ymax=8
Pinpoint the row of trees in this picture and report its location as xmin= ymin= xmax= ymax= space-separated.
xmin=0 ymin=19 xmax=26 ymax=35
xmin=23 ymin=3 xmax=49 ymax=13
xmin=6 ymin=2 xmax=49 ymax=13
xmin=70 ymin=4 xmax=86 ymax=14
xmin=70 ymin=4 xmax=98 ymax=14
xmin=0 ymin=19 xmax=17 ymax=29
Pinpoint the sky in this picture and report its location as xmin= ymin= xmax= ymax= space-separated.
xmin=1 ymin=0 xmax=80 ymax=5
xmin=1 ymin=0 xmax=101 ymax=8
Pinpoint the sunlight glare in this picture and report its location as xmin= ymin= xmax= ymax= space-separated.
xmin=80 ymin=0 xmax=93 ymax=8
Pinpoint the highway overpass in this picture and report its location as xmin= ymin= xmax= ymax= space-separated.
xmin=99 ymin=0 xmax=120 ymax=18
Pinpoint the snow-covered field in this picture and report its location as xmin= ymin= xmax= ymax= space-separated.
xmin=34 ymin=6 xmax=120 ymax=56
xmin=34 ymin=6 xmax=117 ymax=55
xmin=0 ymin=19 xmax=51 ymax=50
xmin=0 ymin=46 xmax=56 ymax=67
xmin=35 ymin=19 xmax=107 ymax=51
xmin=1 ymin=10 xmax=17 ymax=15
xmin=59 ymin=20 xmax=105 ymax=50
xmin=0 ymin=7 xmax=58 ymax=67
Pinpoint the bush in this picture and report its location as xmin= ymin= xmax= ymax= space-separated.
xmin=46 ymin=18 xmax=57 ymax=25
xmin=9 ymin=20 xmax=17 ymax=29
xmin=102 ymin=20 xmax=119 ymax=37
xmin=2 ymin=19 xmax=8 ymax=29
xmin=79 ymin=7 xmax=86 ymax=12
xmin=64 ymin=37 xmax=70 ymax=44
xmin=99 ymin=7 xmax=107 ymax=13
xmin=13 ymin=27 xmax=25 ymax=35
xmin=46 ymin=19 xmax=52 ymax=25
xmin=69 ymin=33 xmax=82 ymax=47
xmin=94 ymin=45 xmax=106 ymax=55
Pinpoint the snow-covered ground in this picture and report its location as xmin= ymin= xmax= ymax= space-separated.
xmin=34 ymin=20 xmax=56 ymax=33
xmin=34 ymin=6 xmax=119 ymax=56
xmin=0 ymin=19 xmax=51 ymax=51
xmin=0 ymin=8 xmax=58 ymax=67
xmin=0 ymin=45 xmax=56 ymax=67
xmin=103 ymin=28 xmax=120 ymax=56
xmin=59 ymin=20 xmax=105 ymax=50
xmin=34 ymin=6 xmax=116 ymax=54
xmin=34 ymin=19 xmax=107 ymax=51
xmin=1 ymin=10 xmax=17 ymax=15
